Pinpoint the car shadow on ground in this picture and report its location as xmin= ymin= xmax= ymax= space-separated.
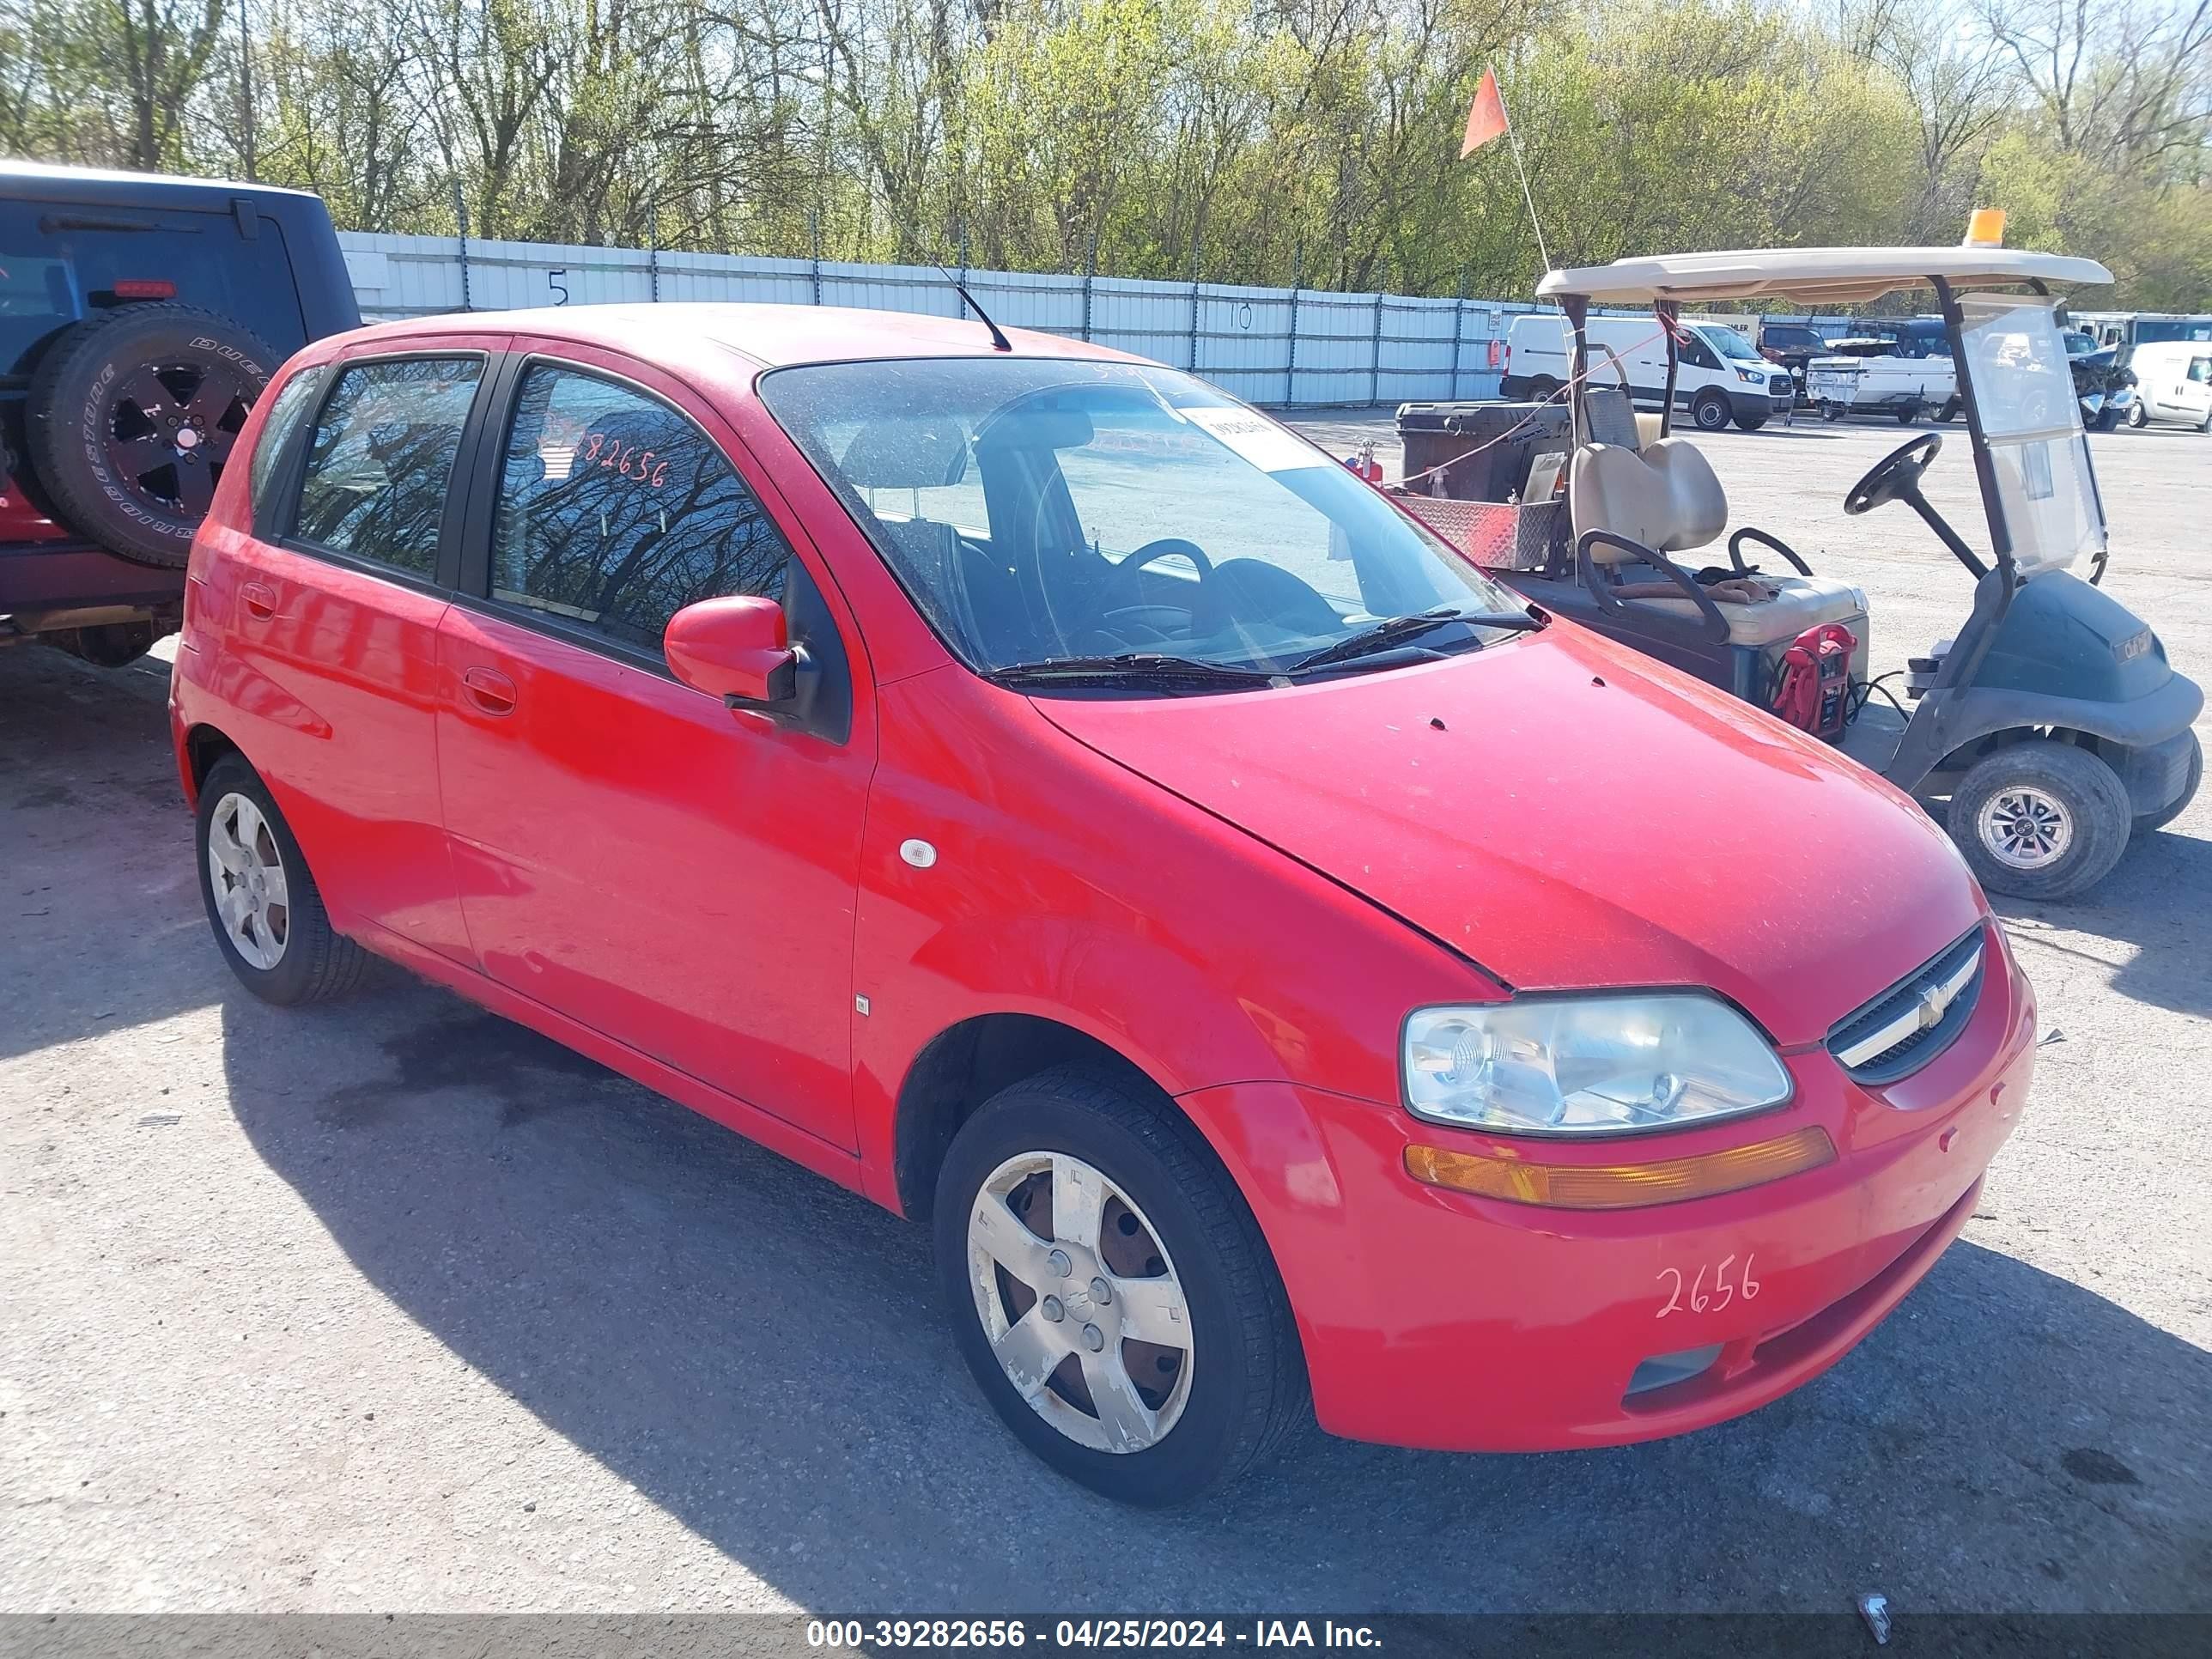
xmin=219 ymin=983 xmax=2209 ymax=1613
xmin=1990 ymin=821 xmax=2212 ymax=1019
xmin=0 ymin=645 xmax=216 ymax=1060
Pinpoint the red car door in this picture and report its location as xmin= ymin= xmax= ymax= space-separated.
xmin=434 ymin=349 xmax=874 ymax=1151
xmin=210 ymin=342 xmax=504 ymax=961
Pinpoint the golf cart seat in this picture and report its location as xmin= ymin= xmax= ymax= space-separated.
xmin=1570 ymin=437 xmax=1863 ymax=647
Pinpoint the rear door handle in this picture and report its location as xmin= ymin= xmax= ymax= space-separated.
xmin=240 ymin=581 xmax=276 ymax=620
xmin=460 ymin=665 xmax=519 ymax=716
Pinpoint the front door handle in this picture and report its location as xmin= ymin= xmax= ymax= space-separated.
xmin=240 ymin=581 xmax=276 ymax=620
xmin=461 ymin=665 xmax=518 ymax=716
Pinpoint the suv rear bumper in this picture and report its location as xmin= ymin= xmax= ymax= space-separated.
xmin=0 ymin=541 xmax=183 ymax=636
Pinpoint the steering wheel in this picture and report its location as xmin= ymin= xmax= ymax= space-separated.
xmin=1844 ymin=432 xmax=1942 ymax=516
xmin=1120 ymin=537 xmax=1215 ymax=581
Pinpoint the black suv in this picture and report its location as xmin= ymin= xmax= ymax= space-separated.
xmin=2 ymin=162 xmax=359 ymax=666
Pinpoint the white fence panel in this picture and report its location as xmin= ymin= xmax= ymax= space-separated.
xmin=337 ymin=230 xmax=1526 ymax=408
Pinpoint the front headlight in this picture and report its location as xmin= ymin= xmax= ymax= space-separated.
xmin=1736 ymin=367 xmax=1763 ymax=383
xmin=1403 ymin=995 xmax=1792 ymax=1136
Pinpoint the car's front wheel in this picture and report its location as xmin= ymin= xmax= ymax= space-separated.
xmin=934 ymin=1063 xmax=1308 ymax=1505
xmin=196 ymin=755 xmax=368 ymax=1003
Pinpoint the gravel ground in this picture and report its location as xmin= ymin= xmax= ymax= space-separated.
xmin=3 ymin=412 xmax=2208 ymax=1618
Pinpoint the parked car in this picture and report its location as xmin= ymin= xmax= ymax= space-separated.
xmin=0 ymin=161 xmax=358 ymax=668
xmin=2064 ymin=328 xmax=2135 ymax=431
xmin=1805 ymin=336 xmax=1960 ymax=424
xmin=2118 ymin=339 xmax=2212 ymax=430
xmin=173 ymin=302 xmax=2038 ymax=1504
xmin=1754 ymin=319 xmax=1834 ymax=404
xmin=1501 ymin=312 xmax=1791 ymax=430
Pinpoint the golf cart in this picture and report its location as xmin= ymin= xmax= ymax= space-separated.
xmin=1392 ymin=241 xmax=2202 ymax=900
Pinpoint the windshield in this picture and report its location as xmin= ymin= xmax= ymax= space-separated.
xmin=759 ymin=359 xmax=1523 ymax=683
xmin=1698 ymin=325 xmax=1763 ymax=362
xmin=1957 ymin=294 xmax=2107 ymax=572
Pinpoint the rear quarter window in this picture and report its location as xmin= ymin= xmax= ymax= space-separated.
xmin=248 ymin=363 xmax=325 ymax=524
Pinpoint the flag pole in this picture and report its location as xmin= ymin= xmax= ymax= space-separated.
xmin=1498 ymin=86 xmax=1553 ymax=278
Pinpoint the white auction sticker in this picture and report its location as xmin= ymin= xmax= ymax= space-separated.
xmin=1180 ymin=404 xmax=1328 ymax=473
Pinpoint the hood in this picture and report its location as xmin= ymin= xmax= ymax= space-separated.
xmin=1032 ymin=627 xmax=1986 ymax=1048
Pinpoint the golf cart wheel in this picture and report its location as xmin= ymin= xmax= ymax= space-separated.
xmin=1936 ymin=398 xmax=1961 ymax=424
xmin=2125 ymin=401 xmax=2148 ymax=429
xmin=1894 ymin=400 xmax=1921 ymax=425
xmin=196 ymin=756 xmax=369 ymax=1004
xmin=2135 ymin=730 xmax=2202 ymax=834
xmin=1820 ymin=401 xmax=1844 ymax=422
xmin=1689 ymin=390 xmax=1730 ymax=432
xmin=934 ymin=1062 xmax=1309 ymax=1506
xmin=26 ymin=304 xmax=275 ymax=568
xmin=1947 ymin=741 xmax=2132 ymax=901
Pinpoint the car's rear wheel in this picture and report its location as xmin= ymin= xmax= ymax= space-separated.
xmin=1948 ymin=740 xmax=2132 ymax=901
xmin=46 ymin=621 xmax=157 ymax=667
xmin=934 ymin=1063 xmax=1308 ymax=1505
xmin=26 ymin=304 xmax=276 ymax=568
xmin=1820 ymin=400 xmax=1844 ymax=422
xmin=195 ymin=755 xmax=368 ymax=1003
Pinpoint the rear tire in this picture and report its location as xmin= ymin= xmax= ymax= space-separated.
xmin=1820 ymin=400 xmax=1844 ymax=422
xmin=1690 ymin=390 xmax=1729 ymax=432
xmin=47 ymin=621 xmax=156 ymax=667
xmin=1948 ymin=740 xmax=2132 ymax=901
xmin=1895 ymin=400 xmax=1921 ymax=425
xmin=2135 ymin=731 xmax=2201 ymax=834
xmin=933 ymin=1063 xmax=1309 ymax=1506
xmin=195 ymin=755 xmax=369 ymax=1004
xmin=26 ymin=304 xmax=276 ymax=568
xmin=1528 ymin=376 xmax=1562 ymax=403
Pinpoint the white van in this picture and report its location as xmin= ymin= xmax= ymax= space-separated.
xmin=2121 ymin=340 xmax=2212 ymax=430
xmin=1499 ymin=312 xmax=1792 ymax=431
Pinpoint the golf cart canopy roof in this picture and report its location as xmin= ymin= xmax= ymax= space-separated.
xmin=1536 ymin=246 xmax=2112 ymax=307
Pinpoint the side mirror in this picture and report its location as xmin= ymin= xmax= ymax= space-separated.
xmin=665 ymin=595 xmax=798 ymax=712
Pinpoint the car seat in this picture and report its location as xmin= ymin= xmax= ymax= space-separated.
xmin=1567 ymin=436 xmax=1863 ymax=648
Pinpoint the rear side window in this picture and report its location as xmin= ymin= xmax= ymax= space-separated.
xmin=490 ymin=364 xmax=789 ymax=652
xmin=248 ymin=364 xmax=324 ymax=520
xmin=293 ymin=357 xmax=483 ymax=576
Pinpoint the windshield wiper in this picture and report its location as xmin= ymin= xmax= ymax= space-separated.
xmin=1285 ymin=606 xmax=1545 ymax=674
xmin=985 ymin=653 xmax=1277 ymax=691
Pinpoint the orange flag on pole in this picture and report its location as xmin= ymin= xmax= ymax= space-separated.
xmin=1461 ymin=66 xmax=1508 ymax=157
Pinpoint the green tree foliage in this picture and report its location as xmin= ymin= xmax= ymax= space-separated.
xmin=1 ymin=0 xmax=2205 ymax=306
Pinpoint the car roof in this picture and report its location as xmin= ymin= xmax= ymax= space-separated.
xmin=343 ymin=302 xmax=1142 ymax=372
xmin=1536 ymin=246 xmax=2112 ymax=306
xmin=0 ymin=159 xmax=326 ymax=207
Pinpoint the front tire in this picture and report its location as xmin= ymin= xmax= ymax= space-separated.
xmin=1690 ymin=390 xmax=1730 ymax=432
xmin=195 ymin=755 xmax=369 ymax=1003
xmin=2126 ymin=401 xmax=2148 ymax=429
xmin=934 ymin=1063 xmax=1308 ymax=1506
xmin=1732 ymin=411 xmax=1768 ymax=432
xmin=1948 ymin=741 xmax=2132 ymax=901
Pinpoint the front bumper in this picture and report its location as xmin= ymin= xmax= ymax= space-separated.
xmin=1179 ymin=922 xmax=2035 ymax=1452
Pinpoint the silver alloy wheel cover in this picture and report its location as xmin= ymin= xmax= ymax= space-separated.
xmin=967 ymin=1151 xmax=1194 ymax=1454
xmin=206 ymin=791 xmax=290 ymax=969
xmin=1977 ymin=785 xmax=2075 ymax=870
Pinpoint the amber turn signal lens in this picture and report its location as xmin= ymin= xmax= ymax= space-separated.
xmin=1963 ymin=208 xmax=2008 ymax=247
xmin=1404 ymin=1125 xmax=1836 ymax=1210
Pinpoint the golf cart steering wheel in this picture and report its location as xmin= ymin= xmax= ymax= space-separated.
xmin=1844 ymin=432 xmax=1943 ymax=515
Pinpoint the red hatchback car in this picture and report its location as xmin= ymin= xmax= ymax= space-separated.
xmin=171 ymin=303 xmax=2037 ymax=1504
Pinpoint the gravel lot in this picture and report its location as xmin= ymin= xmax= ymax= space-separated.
xmin=3 ymin=413 xmax=2207 ymax=1618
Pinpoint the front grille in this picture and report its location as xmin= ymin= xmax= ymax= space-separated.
xmin=1826 ymin=927 xmax=1986 ymax=1088
xmin=1770 ymin=374 xmax=1792 ymax=398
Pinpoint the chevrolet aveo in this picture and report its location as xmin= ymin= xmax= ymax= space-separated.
xmin=171 ymin=303 xmax=2037 ymax=1504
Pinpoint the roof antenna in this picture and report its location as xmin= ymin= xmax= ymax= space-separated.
xmin=936 ymin=263 xmax=1012 ymax=352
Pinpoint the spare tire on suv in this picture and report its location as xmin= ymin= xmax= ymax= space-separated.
xmin=27 ymin=303 xmax=276 ymax=568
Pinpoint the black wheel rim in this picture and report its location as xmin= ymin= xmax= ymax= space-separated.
xmin=102 ymin=360 xmax=253 ymax=520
